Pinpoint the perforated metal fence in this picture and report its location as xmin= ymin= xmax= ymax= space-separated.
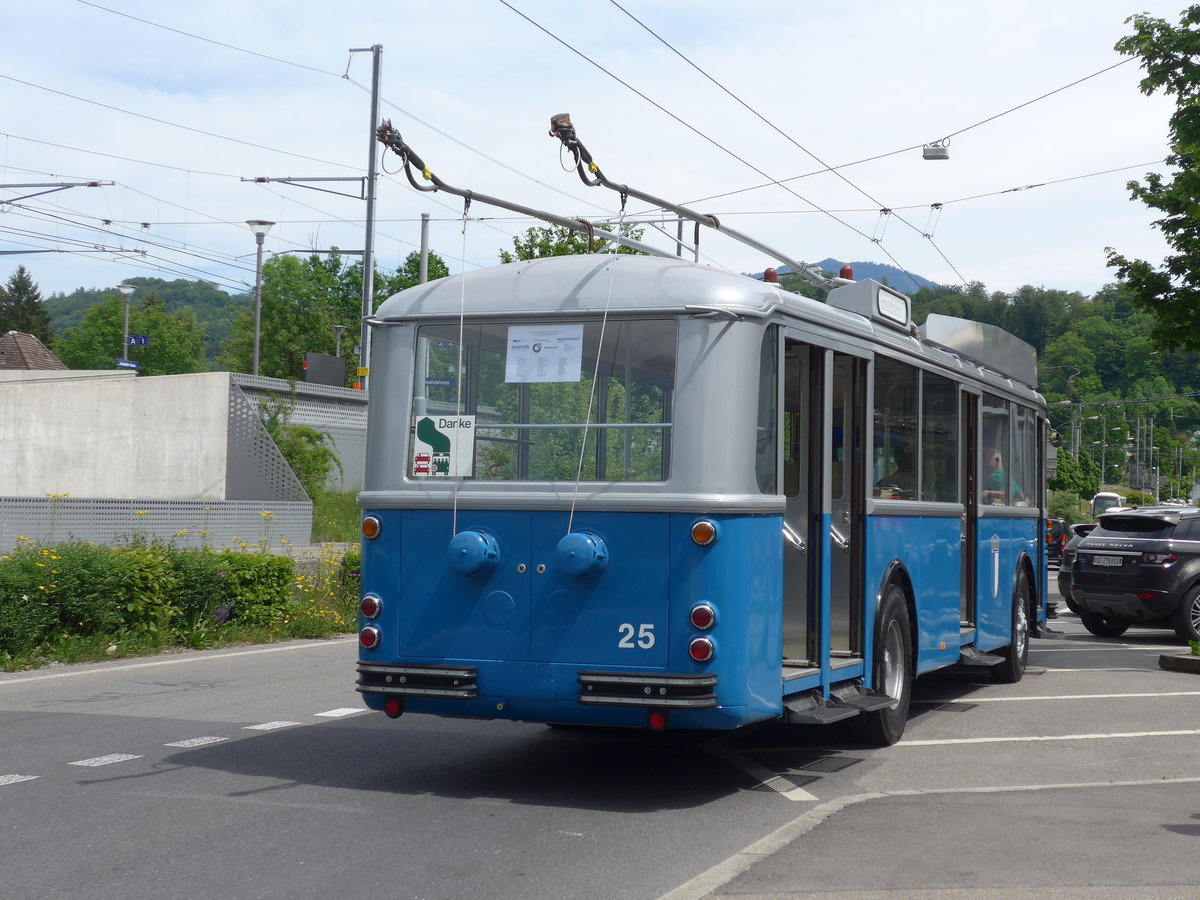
xmin=233 ymin=374 xmax=367 ymax=492
xmin=0 ymin=497 xmax=311 ymax=550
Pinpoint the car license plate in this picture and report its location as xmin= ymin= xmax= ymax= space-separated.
xmin=1092 ymin=555 xmax=1124 ymax=567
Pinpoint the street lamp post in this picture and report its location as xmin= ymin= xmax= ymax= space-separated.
xmin=246 ymin=220 xmax=275 ymax=376
xmin=117 ymin=284 xmax=136 ymax=363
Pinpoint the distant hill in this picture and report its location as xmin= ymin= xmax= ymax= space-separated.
xmin=44 ymin=277 xmax=247 ymax=369
xmin=750 ymin=259 xmax=939 ymax=294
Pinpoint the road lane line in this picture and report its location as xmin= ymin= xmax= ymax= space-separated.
xmin=0 ymin=775 xmax=39 ymax=786
xmin=703 ymin=742 xmax=819 ymax=802
xmin=898 ymin=728 xmax=1200 ymax=746
xmin=314 ymin=707 xmax=366 ymax=718
xmin=69 ymin=754 xmax=142 ymax=767
xmin=917 ymin=689 xmax=1200 ymax=703
xmin=243 ymin=721 xmax=301 ymax=731
xmin=659 ymin=775 xmax=1200 ymax=900
xmin=164 ymin=736 xmax=228 ymax=748
xmin=0 ymin=636 xmax=357 ymax=686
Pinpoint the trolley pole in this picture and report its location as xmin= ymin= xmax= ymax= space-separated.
xmin=355 ymin=43 xmax=382 ymax=393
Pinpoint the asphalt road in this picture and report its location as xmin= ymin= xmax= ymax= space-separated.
xmin=1 ymin=578 xmax=1198 ymax=900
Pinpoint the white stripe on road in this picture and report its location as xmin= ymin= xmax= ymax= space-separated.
xmin=918 ymin=689 xmax=1200 ymax=704
xmin=69 ymin=754 xmax=142 ymax=767
xmin=164 ymin=736 xmax=228 ymax=748
xmin=243 ymin=721 xmax=301 ymax=731
xmin=0 ymin=636 xmax=357 ymax=686
xmin=898 ymin=728 xmax=1200 ymax=747
xmin=314 ymin=707 xmax=366 ymax=718
xmin=0 ymin=775 xmax=39 ymax=786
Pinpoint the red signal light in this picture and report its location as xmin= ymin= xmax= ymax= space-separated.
xmin=359 ymin=626 xmax=380 ymax=650
xmin=360 ymin=594 xmax=382 ymax=619
xmin=647 ymin=711 xmax=668 ymax=730
xmin=384 ymin=698 xmax=404 ymax=719
xmin=689 ymin=604 xmax=716 ymax=630
xmin=688 ymin=636 xmax=715 ymax=662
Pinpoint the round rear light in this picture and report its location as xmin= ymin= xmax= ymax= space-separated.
xmin=360 ymin=594 xmax=382 ymax=619
xmin=359 ymin=625 xmax=380 ymax=650
xmin=647 ymin=711 xmax=668 ymax=730
xmin=689 ymin=604 xmax=716 ymax=630
xmin=691 ymin=519 xmax=717 ymax=546
xmin=384 ymin=699 xmax=404 ymax=719
xmin=688 ymin=636 xmax=715 ymax=662
xmin=361 ymin=516 xmax=381 ymax=539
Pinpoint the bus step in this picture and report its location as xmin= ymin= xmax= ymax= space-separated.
xmin=782 ymin=691 xmax=861 ymax=725
xmin=958 ymin=646 xmax=1003 ymax=667
xmin=829 ymin=684 xmax=896 ymax=713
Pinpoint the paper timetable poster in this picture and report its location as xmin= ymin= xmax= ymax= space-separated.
xmin=504 ymin=325 xmax=583 ymax=383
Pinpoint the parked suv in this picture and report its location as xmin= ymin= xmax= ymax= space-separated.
xmin=1057 ymin=522 xmax=1098 ymax=613
xmin=1069 ymin=506 xmax=1200 ymax=642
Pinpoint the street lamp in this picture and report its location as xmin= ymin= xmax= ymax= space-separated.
xmin=246 ymin=220 xmax=275 ymax=376
xmin=117 ymin=284 xmax=136 ymax=363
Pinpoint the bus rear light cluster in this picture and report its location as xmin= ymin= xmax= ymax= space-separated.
xmin=361 ymin=516 xmax=381 ymax=539
xmin=689 ymin=604 xmax=716 ymax=630
xmin=360 ymin=594 xmax=382 ymax=619
xmin=359 ymin=625 xmax=381 ymax=650
xmin=688 ymin=636 xmax=715 ymax=663
xmin=690 ymin=519 xmax=717 ymax=546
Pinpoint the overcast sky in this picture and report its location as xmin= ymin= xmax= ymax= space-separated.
xmin=1 ymin=0 xmax=1187 ymax=301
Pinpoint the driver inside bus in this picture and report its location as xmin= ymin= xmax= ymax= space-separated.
xmin=875 ymin=441 xmax=915 ymax=499
xmin=983 ymin=448 xmax=1026 ymax=505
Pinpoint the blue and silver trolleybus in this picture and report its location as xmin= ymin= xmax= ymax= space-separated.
xmin=355 ymin=249 xmax=1050 ymax=746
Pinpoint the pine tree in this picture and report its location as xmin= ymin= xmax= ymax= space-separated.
xmin=0 ymin=265 xmax=52 ymax=344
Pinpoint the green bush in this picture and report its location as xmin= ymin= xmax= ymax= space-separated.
xmin=0 ymin=538 xmax=359 ymax=670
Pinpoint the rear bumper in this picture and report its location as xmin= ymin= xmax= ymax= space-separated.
xmin=1072 ymin=586 xmax=1178 ymax=621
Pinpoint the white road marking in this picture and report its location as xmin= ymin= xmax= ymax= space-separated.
xmin=898 ymin=728 xmax=1200 ymax=746
xmin=69 ymin=754 xmax=142 ymax=767
xmin=703 ymin=741 xmax=818 ymax=802
xmin=164 ymin=736 xmax=228 ymax=748
xmin=918 ymin=689 xmax=1200 ymax=703
xmin=0 ymin=775 xmax=39 ymax=786
xmin=314 ymin=707 xmax=366 ymax=718
xmin=0 ymin=636 xmax=357 ymax=686
xmin=243 ymin=721 xmax=301 ymax=731
xmin=659 ymin=775 xmax=1200 ymax=900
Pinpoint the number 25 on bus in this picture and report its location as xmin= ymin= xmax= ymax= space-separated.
xmin=354 ymin=256 xmax=1049 ymax=746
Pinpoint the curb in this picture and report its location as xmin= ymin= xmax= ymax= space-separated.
xmin=1158 ymin=653 xmax=1200 ymax=674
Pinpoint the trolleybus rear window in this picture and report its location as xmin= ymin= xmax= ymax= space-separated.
xmin=414 ymin=319 xmax=676 ymax=482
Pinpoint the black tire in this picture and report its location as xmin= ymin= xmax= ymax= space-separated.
xmin=992 ymin=572 xmax=1030 ymax=683
xmin=1064 ymin=595 xmax=1081 ymax=615
xmin=1078 ymin=609 xmax=1131 ymax=638
xmin=853 ymin=584 xmax=913 ymax=747
xmin=1170 ymin=585 xmax=1200 ymax=643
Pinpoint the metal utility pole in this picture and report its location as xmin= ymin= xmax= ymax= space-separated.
xmin=352 ymin=43 xmax=383 ymax=393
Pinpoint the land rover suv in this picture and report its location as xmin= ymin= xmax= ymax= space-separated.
xmin=1070 ymin=506 xmax=1200 ymax=642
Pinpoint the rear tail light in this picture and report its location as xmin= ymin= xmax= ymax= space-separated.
xmin=689 ymin=604 xmax=716 ymax=630
xmin=360 ymin=593 xmax=382 ymax=619
xmin=1143 ymin=552 xmax=1178 ymax=564
xmin=688 ymin=636 xmax=715 ymax=662
xmin=647 ymin=711 xmax=668 ymax=730
xmin=359 ymin=625 xmax=381 ymax=650
xmin=361 ymin=516 xmax=381 ymax=539
xmin=384 ymin=698 xmax=404 ymax=718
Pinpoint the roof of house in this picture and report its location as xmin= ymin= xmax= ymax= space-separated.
xmin=0 ymin=331 xmax=68 ymax=370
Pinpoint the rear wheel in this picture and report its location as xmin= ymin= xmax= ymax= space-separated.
xmin=1078 ymin=609 xmax=1131 ymax=638
xmin=853 ymin=584 xmax=912 ymax=747
xmin=1170 ymin=585 xmax=1200 ymax=643
xmin=992 ymin=572 xmax=1030 ymax=683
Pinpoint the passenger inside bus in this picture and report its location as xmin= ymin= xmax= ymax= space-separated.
xmin=875 ymin=441 xmax=915 ymax=499
xmin=983 ymin=448 xmax=1026 ymax=505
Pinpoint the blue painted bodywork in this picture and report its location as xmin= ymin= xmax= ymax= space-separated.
xmin=359 ymin=509 xmax=784 ymax=729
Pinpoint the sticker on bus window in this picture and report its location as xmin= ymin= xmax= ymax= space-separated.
xmin=411 ymin=415 xmax=475 ymax=477
xmin=504 ymin=325 xmax=583 ymax=383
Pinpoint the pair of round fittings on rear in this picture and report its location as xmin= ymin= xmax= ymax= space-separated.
xmin=447 ymin=529 xmax=610 ymax=580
